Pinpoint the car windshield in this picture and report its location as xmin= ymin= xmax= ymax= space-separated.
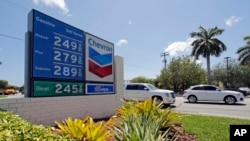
xmin=146 ymin=84 xmax=157 ymax=90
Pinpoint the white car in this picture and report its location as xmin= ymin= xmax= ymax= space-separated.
xmin=123 ymin=83 xmax=176 ymax=105
xmin=183 ymin=85 xmax=244 ymax=104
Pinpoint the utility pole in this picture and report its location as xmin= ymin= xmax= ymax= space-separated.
xmin=161 ymin=52 xmax=169 ymax=71
xmin=225 ymin=57 xmax=231 ymax=88
xmin=160 ymin=52 xmax=169 ymax=89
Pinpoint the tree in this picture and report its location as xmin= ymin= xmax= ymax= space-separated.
xmin=237 ymin=35 xmax=250 ymax=65
xmin=130 ymin=76 xmax=155 ymax=84
xmin=211 ymin=59 xmax=250 ymax=87
xmin=0 ymin=80 xmax=8 ymax=89
xmin=156 ymin=56 xmax=206 ymax=92
xmin=190 ymin=26 xmax=227 ymax=84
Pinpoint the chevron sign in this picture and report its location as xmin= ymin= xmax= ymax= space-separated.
xmin=85 ymin=33 xmax=114 ymax=82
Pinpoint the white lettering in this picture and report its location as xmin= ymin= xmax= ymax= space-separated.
xmin=35 ymin=16 xmax=55 ymax=27
xmin=34 ymin=50 xmax=43 ymax=55
xmin=88 ymin=38 xmax=112 ymax=52
xmin=66 ymin=28 xmax=73 ymax=34
xmin=36 ymin=86 xmax=49 ymax=91
xmin=35 ymin=66 xmax=51 ymax=71
xmin=94 ymin=86 xmax=109 ymax=92
xmin=234 ymin=129 xmax=247 ymax=136
xmin=35 ymin=33 xmax=49 ymax=40
xmin=73 ymin=31 xmax=83 ymax=38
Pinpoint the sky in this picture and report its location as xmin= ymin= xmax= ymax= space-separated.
xmin=0 ymin=0 xmax=249 ymax=86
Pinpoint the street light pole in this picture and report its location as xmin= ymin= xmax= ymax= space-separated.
xmin=225 ymin=57 xmax=231 ymax=88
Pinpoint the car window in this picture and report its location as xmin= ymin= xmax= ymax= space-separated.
xmin=146 ymin=84 xmax=157 ymax=90
xmin=192 ymin=86 xmax=201 ymax=90
xmin=204 ymin=86 xmax=217 ymax=91
xmin=192 ymin=86 xmax=205 ymax=90
xmin=138 ymin=85 xmax=147 ymax=90
xmin=126 ymin=85 xmax=137 ymax=90
xmin=126 ymin=84 xmax=146 ymax=90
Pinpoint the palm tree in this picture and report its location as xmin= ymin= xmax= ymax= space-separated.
xmin=190 ymin=26 xmax=227 ymax=84
xmin=237 ymin=36 xmax=250 ymax=65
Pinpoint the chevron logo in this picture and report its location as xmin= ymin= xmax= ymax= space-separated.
xmin=88 ymin=46 xmax=113 ymax=78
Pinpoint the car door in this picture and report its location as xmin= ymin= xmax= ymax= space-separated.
xmin=125 ymin=84 xmax=148 ymax=101
xmin=204 ymin=86 xmax=223 ymax=101
xmin=136 ymin=84 xmax=151 ymax=101
xmin=193 ymin=86 xmax=207 ymax=100
xmin=124 ymin=84 xmax=137 ymax=99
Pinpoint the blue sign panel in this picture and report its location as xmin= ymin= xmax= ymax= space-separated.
xmin=86 ymin=83 xmax=114 ymax=94
xmin=31 ymin=10 xmax=84 ymax=80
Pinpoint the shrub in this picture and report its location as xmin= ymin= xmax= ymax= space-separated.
xmin=107 ymin=98 xmax=180 ymax=141
xmin=55 ymin=116 xmax=112 ymax=141
xmin=0 ymin=110 xmax=72 ymax=140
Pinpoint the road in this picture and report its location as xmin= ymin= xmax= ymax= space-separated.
xmin=5 ymin=93 xmax=250 ymax=120
xmin=172 ymin=96 xmax=250 ymax=120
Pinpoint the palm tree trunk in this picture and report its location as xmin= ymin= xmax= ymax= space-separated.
xmin=206 ymin=55 xmax=211 ymax=84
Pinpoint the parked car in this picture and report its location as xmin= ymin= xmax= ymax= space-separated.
xmin=123 ymin=83 xmax=176 ymax=105
xmin=183 ymin=85 xmax=244 ymax=104
xmin=224 ymin=88 xmax=247 ymax=97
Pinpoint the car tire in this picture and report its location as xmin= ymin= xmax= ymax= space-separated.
xmin=152 ymin=96 xmax=163 ymax=105
xmin=188 ymin=95 xmax=197 ymax=103
xmin=224 ymin=96 xmax=236 ymax=105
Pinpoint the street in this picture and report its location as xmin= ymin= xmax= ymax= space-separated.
xmin=173 ymin=96 xmax=250 ymax=120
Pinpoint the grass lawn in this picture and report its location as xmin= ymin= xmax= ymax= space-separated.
xmin=179 ymin=114 xmax=250 ymax=141
xmin=0 ymin=95 xmax=7 ymax=98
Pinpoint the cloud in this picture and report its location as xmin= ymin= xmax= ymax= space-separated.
xmin=225 ymin=16 xmax=241 ymax=27
xmin=33 ymin=0 xmax=69 ymax=15
xmin=165 ymin=38 xmax=203 ymax=64
xmin=128 ymin=20 xmax=132 ymax=25
xmin=190 ymin=56 xmax=203 ymax=65
xmin=115 ymin=39 xmax=128 ymax=47
xmin=165 ymin=38 xmax=194 ymax=56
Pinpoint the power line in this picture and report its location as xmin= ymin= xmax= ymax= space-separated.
xmin=124 ymin=63 xmax=159 ymax=72
xmin=0 ymin=33 xmax=24 ymax=41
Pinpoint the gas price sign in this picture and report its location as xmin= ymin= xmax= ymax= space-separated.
xmin=30 ymin=10 xmax=84 ymax=80
xmin=33 ymin=81 xmax=84 ymax=97
xmin=27 ymin=9 xmax=85 ymax=97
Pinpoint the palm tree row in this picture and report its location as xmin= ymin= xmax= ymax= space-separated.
xmin=189 ymin=26 xmax=250 ymax=85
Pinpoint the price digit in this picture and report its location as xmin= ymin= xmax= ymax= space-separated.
xmin=71 ymin=55 xmax=77 ymax=63
xmin=54 ymin=36 xmax=61 ymax=47
xmin=55 ymin=84 xmax=63 ymax=94
xmin=78 ymin=44 xmax=82 ymax=52
xmin=71 ymin=68 xmax=77 ymax=77
xmin=54 ymin=66 xmax=61 ymax=76
xmin=54 ymin=51 xmax=61 ymax=61
xmin=63 ymin=40 xmax=70 ymax=48
xmin=64 ymin=85 xmax=71 ymax=93
xmin=63 ymin=67 xmax=70 ymax=76
xmin=78 ymin=69 xmax=82 ymax=77
xmin=72 ymin=85 xmax=78 ymax=93
xmin=63 ymin=52 xmax=69 ymax=62
xmin=78 ymin=56 xmax=82 ymax=64
xmin=71 ymin=41 xmax=77 ymax=50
